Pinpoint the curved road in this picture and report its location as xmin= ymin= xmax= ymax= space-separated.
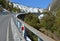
xmin=0 ymin=13 xmax=56 ymax=41
xmin=0 ymin=15 xmax=12 ymax=41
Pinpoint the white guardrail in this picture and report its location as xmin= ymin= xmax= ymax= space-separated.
xmin=11 ymin=13 xmax=56 ymax=41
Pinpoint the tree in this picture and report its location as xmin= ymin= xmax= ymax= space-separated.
xmin=40 ymin=12 xmax=55 ymax=32
xmin=7 ymin=2 xmax=13 ymax=11
xmin=0 ymin=0 xmax=9 ymax=9
xmin=52 ymin=8 xmax=60 ymax=37
xmin=24 ymin=13 xmax=40 ymax=30
xmin=12 ymin=7 xmax=20 ymax=13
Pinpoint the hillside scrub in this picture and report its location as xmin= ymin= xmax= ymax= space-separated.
xmin=24 ymin=13 xmax=41 ymax=30
xmin=23 ymin=11 xmax=60 ymax=41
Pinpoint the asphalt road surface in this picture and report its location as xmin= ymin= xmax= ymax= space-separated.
xmin=0 ymin=14 xmax=13 ymax=41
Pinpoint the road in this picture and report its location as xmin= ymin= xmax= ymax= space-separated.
xmin=0 ymin=12 xmax=56 ymax=41
xmin=0 ymin=14 xmax=13 ymax=41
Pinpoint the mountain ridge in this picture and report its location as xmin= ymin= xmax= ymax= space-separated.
xmin=9 ymin=2 xmax=48 ymax=13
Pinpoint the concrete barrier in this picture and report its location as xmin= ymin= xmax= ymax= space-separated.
xmin=16 ymin=17 xmax=56 ymax=41
xmin=11 ymin=18 xmax=25 ymax=41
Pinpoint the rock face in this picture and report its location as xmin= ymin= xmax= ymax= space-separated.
xmin=49 ymin=0 xmax=60 ymax=11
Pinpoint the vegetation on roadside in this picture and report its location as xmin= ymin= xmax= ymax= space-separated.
xmin=24 ymin=13 xmax=41 ymax=30
xmin=23 ymin=9 xmax=60 ymax=41
xmin=0 ymin=0 xmax=21 ymax=13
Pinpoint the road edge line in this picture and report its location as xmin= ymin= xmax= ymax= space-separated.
xmin=6 ymin=18 xmax=10 ymax=41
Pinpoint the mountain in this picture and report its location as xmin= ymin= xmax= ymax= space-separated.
xmin=9 ymin=2 xmax=47 ymax=13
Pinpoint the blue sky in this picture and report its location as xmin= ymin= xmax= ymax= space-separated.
xmin=10 ymin=0 xmax=52 ymax=8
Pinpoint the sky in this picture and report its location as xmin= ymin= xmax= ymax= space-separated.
xmin=10 ymin=0 xmax=52 ymax=8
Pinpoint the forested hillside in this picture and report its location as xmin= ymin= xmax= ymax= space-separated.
xmin=24 ymin=9 xmax=60 ymax=41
